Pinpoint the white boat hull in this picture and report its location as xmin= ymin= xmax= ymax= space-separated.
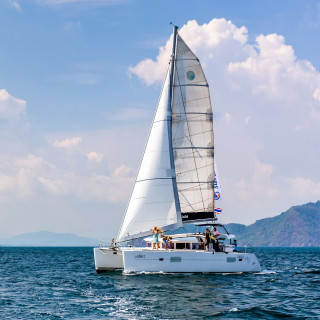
xmin=123 ymin=249 xmax=261 ymax=273
xmin=93 ymin=247 xmax=124 ymax=272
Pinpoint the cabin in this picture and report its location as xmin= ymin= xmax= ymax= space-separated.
xmin=143 ymin=232 xmax=237 ymax=253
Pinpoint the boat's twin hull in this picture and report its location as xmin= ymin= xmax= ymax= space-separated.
xmin=123 ymin=249 xmax=261 ymax=273
xmin=93 ymin=247 xmax=123 ymax=272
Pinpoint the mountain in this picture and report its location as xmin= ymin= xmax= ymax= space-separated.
xmin=0 ymin=231 xmax=99 ymax=247
xmin=225 ymin=201 xmax=320 ymax=247
xmin=1 ymin=202 xmax=319 ymax=247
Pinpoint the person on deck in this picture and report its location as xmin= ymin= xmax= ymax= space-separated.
xmin=205 ymin=228 xmax=211 ymax=251
xmin=211 ymin=227 xmax=221 ymax=252
xmin=162 ymin=234 xmax=172 ymax=250
xmin=213 ymin=227 xmax=219 ymax=239
xmin=233 ymin=239 xmax=238 ymax=252
xmin=152 ymin=227 xmax=161 ymax=250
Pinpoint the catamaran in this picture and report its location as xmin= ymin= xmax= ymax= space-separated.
xmin=94 ymin=26 xmax=261 ymax=273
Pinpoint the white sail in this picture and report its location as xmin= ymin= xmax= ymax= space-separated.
xmin=117 ymin=31 xmax=216 ymax=242
xmin=172 ymin=35 xmax=215 ymax=223
xmin=117 ymin=69 xmax=180 ymax=242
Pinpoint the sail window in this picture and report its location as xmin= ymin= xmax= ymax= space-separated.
xmin=187 ymin=70 xmax=195 ymax=81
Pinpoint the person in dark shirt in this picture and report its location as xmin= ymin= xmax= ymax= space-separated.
xmin=205 ymin=228 xmax=211 ymax=251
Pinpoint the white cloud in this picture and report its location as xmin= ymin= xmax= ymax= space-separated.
xmin=53 ymin=137 xmax=82 ymax=148
xmin=313 ymin=88 xmax=320 ymax=103
xmin=10 ymin=1 xmax=22 ymax=11
xmin=0 ymin=89 xmax=26 ymax=119
xmin=287 ymin=177 xmax=320 ymax=200
xmin=86 ymin=152 xmax=103 ymax=163
xmin=112 ymin=164 xmax=133 ymax=177
xmin=14 ymin=154 xmax=46 ymax=169
xmin=38 ymin=176 xmax=68 ymax=195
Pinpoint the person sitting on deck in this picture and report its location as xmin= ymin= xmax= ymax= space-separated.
xmin=161 ymin=234 xmax=172 ymax=250
xmin=233 ymin=239 xmax=238 ymax=252
xmin=213 ymin=227 xmax=219 ymax=239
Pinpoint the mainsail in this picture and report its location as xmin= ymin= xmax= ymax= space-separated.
xmin=117 ymin=27 xmax=215 ymax=242
xmin=172 ymin=35 xmax=215 ymax=223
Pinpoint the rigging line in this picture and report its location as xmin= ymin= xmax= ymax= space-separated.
xmin=175 ymin=59 xmax=205 ymax=211
xmin=179 ymin=191 xmax=195 ymax=211
xmin=186 ymin=136 xmax=202 ymax=158
xmin=176 ymin=164 xmax=212 ymax=175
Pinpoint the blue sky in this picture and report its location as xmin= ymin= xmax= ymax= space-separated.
xmin=1 ymin=0 xmax=320 ymax=239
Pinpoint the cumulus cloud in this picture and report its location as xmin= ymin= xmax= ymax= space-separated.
xmin=53 ymin=137 xmax=82 ymax=148
xmin=86 ymin=152 xmax=103 ymax=162
xmin=36 ymin=164 xmax=135 ymax=203
xmin=112 ymin=164 xmax=134 ymax=177
xmin=0 ymin=89 xmax=26 ymax=119
xmin=9 ymin=1 xmax=22 ymax=11
xmin=38 ymin=176 xmax=68 ymax=195
xmin=0 ymin=154 xmax=52 ymax=199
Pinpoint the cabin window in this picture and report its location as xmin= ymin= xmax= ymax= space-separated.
xmin=170 ymin=257 xmax=181 ymax=262
xmin=192 ymin=243 xmax=199 ymax=250
xmin=227 ymin=257 xmax=236 ymax=263
xmin=176 ymin=243 xmax=185 ymax=250
xmin=185 ymin=243 xmax=190 ymax=250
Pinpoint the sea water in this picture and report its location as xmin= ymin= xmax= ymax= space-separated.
xmin=0 ymin=247 xmax=319 ymax=319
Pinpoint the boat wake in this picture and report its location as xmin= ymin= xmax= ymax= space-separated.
xmin=255 ymin=269 xmax=277 ymax=275
xmin=123 ymin=270 xmax=196 ymax=275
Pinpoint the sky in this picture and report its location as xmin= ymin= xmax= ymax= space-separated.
xmin=1 ymin=0 xmax=320 ymax=239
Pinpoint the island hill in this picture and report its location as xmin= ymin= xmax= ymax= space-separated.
xmin=225 ymin=201 xmax=320 ymax=247
xmin=1 ymin=201 xmax=319 ymax=247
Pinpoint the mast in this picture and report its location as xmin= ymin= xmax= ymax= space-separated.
xmin=167 ymin=25 xmax=183 ymax=227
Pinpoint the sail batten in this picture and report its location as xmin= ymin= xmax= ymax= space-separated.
xmin=174 ymin=84 xmax=209 ymax=87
